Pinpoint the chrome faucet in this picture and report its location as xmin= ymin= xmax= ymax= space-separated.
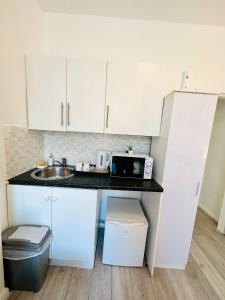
xmin=54 ymin=158 xmax=67 ymax=167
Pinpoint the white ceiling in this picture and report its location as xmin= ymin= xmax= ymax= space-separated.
xmin=36 ymin=0 xmax=225 ymax=26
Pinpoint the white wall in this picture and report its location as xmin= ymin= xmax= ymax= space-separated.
xmin=0 ymin=128 xmax=7 ymax=297
xmin=0 ymin=1 xmax=44 ymax=296
xmin=0 ymin=0 xmax=44 ymax=127
xmin=0 ymin=128 xmax=7 ymax=232
xmin=44 ymin=13 xmax=225 ymax=94
xmin=199 ymin=99 xmax=225 ymax=220
xmin=0 ymin=0 xmax=44 ymax=220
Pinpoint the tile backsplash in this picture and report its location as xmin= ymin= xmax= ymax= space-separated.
xmin=4 ymin=126 xmax=44 ymax=179
xmin=4 ymin=126 xmax=151 ymax=178
xmin=44 ymin=131 xmax=151 ymax=165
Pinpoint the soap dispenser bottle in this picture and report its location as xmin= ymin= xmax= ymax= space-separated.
xmin=48 ymin=153 xmax=55 ymax=167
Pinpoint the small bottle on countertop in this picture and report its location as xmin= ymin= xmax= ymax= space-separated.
xmin=48 ymin=153 xmax=55 ymax=167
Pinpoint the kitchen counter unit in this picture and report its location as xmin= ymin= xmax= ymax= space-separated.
xmin=8 ymin=169 xmax=163 ymax=192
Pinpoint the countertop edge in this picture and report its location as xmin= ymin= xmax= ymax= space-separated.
xmin=7 ymin=181 xmax=163 ymax=192
xmin=7 ymin=169 xmax=163 ymax=193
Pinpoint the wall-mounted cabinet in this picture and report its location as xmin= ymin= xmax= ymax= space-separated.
xmin=26 ymin=55 xmax=107 ymax=133
xmin=67 ymin=58 xmax=107 ymax=133
xmin=26 ymin=55 xmax=165 ymax=136
xmin=26 ymin=55 xmax=67 ymax=131
xmin=105 ymin=62 xmax=165 ymax=136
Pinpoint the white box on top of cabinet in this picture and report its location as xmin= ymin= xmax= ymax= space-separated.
xmin=26 ymin=55 xmax=166 ymax=136
xmin=7 ymin=185 xmax=100 ymax=269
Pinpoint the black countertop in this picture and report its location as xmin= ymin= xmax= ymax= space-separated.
xmin=8 ymin=169 xmax=163 ymax=192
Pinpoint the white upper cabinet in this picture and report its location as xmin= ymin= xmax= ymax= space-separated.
xmin=67 ymin=58 xmax=107 ymax=133
xmin=26 ymin=56 xmax=165 ymax=136
xmin=26 ymin=55 xmax=66 ymax=131
xmin=105 ymin=62 xmax=165 ymax=136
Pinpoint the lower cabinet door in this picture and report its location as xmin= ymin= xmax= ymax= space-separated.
xmin=51 ymin=187 xmax=100 ymax=269
xmin=7 ymin=185 xmax=51 ymax=228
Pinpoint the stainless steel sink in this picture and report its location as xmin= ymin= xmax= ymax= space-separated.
xmin=31 ymin=167 xmax=74 ymax=180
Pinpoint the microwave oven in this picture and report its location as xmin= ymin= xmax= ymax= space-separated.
xmin=110 ymin=152 xmax=153 ymax=180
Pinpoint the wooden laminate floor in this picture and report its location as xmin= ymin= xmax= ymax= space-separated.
xmin=9 ymin=208 xmax=225 ymax=300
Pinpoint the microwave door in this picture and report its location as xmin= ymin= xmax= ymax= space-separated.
xmin=111 ymin=157 xmax=145 ymax=178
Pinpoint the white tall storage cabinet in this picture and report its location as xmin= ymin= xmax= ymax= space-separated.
xmin=150 ymin=91 xmax=218 ymax=269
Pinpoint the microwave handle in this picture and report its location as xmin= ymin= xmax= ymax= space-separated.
xmin=106 ymin=152 xmax=112 ymax=170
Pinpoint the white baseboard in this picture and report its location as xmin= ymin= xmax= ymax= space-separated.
xmin=0 ymin=288 xmax=9 ymax=300
xmin=155 ymin=264 xmax=185 ymax=270
xmin=198 ymin=203 xmax=218 ymax=222
xmin=217 ymin=223 xmax=225 ymax=234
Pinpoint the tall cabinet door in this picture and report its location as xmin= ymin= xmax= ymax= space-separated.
xmin=26 ymin=55 xmax=66 ymax=131
xmin=67 ymin=58 xmax=107 ymax=133
xmin=154 ymin=92 xmax=218 ymax=269
xmin=51 ymin=187 xmax=100 ymax=268
xmin=105 ymin=62 xmax=166 ymax=136
xmin=7 ymin=185 xmax=51 ymax=228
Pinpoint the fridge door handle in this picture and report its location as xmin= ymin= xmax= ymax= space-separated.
xmin=67 ymin=103 xmax=70 ymax=126
xmin=107 ymin=220 xmax=146 ymax=227
xmin=61 ymin=102 xmax=64 ymax=126
xmin=106 ymin=105 xmax=109 ymax=128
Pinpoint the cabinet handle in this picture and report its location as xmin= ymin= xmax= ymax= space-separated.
xmin=61 ymin=103 xmax=64 ymax=126
xmin=52 ymin=195 xmax=57 ymax=202
xmin=106 ymin=105 xmax=109 ymax=128
xmin=195 ymin=181 xmax=200 ymax=196
xmin=44 ymin=195 xmax=51 ymax=202
xmin=67 ymin=103 xmax=70 ymax=126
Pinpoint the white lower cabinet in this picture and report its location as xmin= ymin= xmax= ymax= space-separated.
xmin=8 ymin=185 xmax=51 ymax=228
xmin=51 ymin=187 xmax=100 ymax=268
xmin=7 ymin=185 xmax=100 ymax=269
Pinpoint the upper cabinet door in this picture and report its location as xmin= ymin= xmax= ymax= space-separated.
xmin=105 ymin=62 xmax=166 ymax=136
xmin=67 ymin=58 xmax=107 ymax=133
xmin=26 ymin=55 xmax=66 ymax=131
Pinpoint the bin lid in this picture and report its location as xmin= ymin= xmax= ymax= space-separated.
xmin=105 ymin=197 xmax=148 ymax=225
xmin=2 ymin=225 xmax=51 ymax=252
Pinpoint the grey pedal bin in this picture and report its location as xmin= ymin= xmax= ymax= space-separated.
xmin=2 ymin=225 xmax=52 ymax=292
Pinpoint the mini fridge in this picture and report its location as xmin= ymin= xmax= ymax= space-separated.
xmin=102 ymin=197 xmax=148 ymax=267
